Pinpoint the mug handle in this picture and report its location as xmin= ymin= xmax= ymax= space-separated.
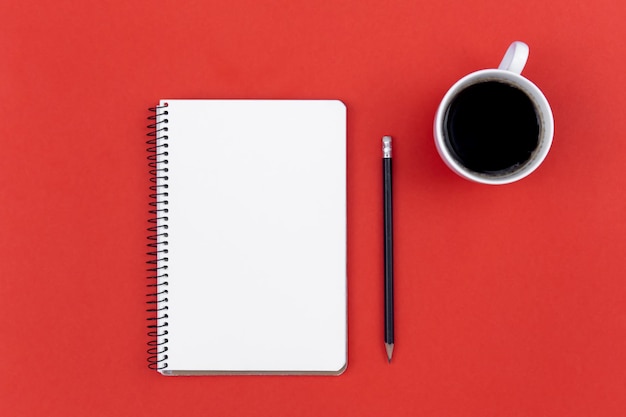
xmin=498 ymin=41 xmax=529 ymax=74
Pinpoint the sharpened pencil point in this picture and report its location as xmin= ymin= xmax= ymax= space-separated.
xmin=385 ymin=343 xmax=394 ymax=363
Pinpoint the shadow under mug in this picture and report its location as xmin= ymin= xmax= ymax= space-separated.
xmin=434 ymin=41 xmax=554 ymax=185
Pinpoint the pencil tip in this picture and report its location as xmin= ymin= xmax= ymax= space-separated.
xmin=385 ymin=343 xmax=394 ymax=363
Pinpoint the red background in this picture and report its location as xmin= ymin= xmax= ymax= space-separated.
xmin=2 ymin=0 xmax=625 ymax=416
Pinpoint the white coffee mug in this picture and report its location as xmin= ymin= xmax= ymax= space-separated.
xmin=434 ymin=41 xmax=554 ymax=185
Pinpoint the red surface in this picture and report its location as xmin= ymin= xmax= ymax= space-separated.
xmin=2 ymin=0 xmax=626 ymax=416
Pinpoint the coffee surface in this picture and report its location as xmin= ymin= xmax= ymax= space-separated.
xmin=445 ymin=81 xmax=540 ymax=174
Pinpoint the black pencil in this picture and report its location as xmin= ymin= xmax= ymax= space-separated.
xmin=382 ymin=136 xmax=394 ymax=363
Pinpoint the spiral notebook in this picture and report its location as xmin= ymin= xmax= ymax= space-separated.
xmin=146 ymin=100 xmax=347 ymax=375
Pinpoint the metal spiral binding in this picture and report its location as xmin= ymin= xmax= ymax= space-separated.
xmin=146 ymin=103 xmax=169 ymax=370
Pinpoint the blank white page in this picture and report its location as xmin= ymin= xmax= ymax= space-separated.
xmin=155 ymin=100 xmax=346 ymax=375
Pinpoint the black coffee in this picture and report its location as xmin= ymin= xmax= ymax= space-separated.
xmin=444 ymin=81 xmax=540 ymax=174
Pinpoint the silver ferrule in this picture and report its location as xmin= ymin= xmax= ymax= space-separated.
xmin=382 ymin=136 xmax=392 ymax=158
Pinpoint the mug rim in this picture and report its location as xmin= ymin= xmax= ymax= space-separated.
xmin=434 ymin=69 xmax=554 ymax=185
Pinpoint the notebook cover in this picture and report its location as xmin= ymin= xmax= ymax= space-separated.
xmin=149 ymin=100 xmax=347 ymax=375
